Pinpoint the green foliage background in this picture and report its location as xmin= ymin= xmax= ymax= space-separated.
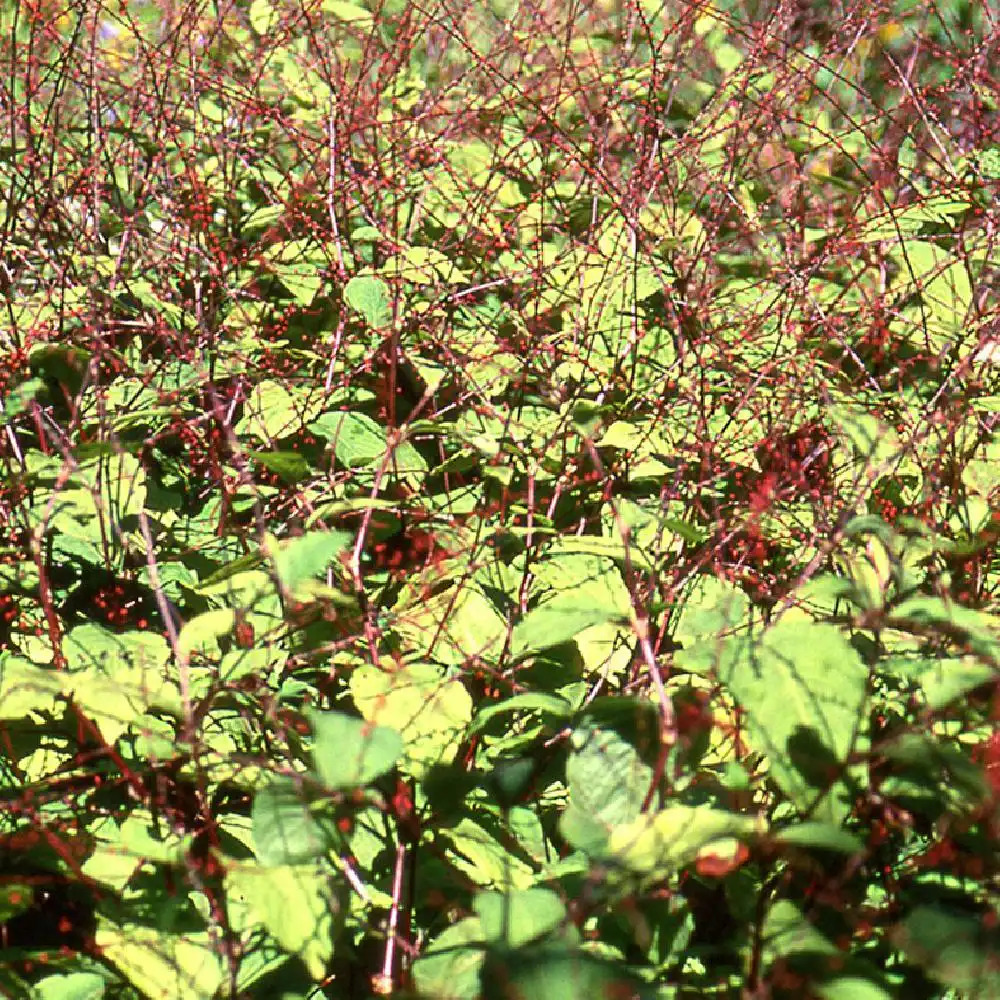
xmin=0 ymin=0 xmax=997 ymax=997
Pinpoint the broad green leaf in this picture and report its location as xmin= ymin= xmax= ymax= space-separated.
xmin=247 ymin=449 xmax=311 ymax=484
xmin=532 ymin=549 xmax=632 ymax=615
xmin=68 ymin=661 xmax=180 ymax=743
xmin=196 ymin=569 xmax=281 ymax=619
xmin=61 ymin=625 xmax=177 ymax=741
xmin=474 ymin=888 xmax=566 ymax=948
xmin=0 ymin=657 xmax=63 ymax=717
xmin=177 ymin=609 xmax=234 ymax=661
xmin=857 ymin=196 xmax=971 ymax=240
xmin=918 ymin=657 xmax=998 ymax=711
xmin=442 ymin=817 xmax=536 ymax=890
xmin=977 ymin=146 xmax=1000 ymax=178
xmin=547 ymin=534 xmax=654 ymax=571
xmin=394 ymin=582 xmax=506 ymax=666
xmin=322 ymin=0 xmax=374 ymax=24
xmin=574 ymin=622 xmax=633 ymax=678
xmin=2 ymin=377 xmax=43 ymax=420
xmin=344 ymin=275 xmax=391 ymax=327
xmin=266 ymin=246 xmax=324 ymax=304
xmin=270 ymin=529 xmax=352 ymax=598
xmin=891 ymin=906 xmax=1000 ymax=998
xmin=763 ymin=899 xmax=836 ymax=960
xmin=253 ymin=782 xmax=330 ymax=865
xmin=829 ymin=406 xmax=900 ymax=470
xmin=718 ymin=620 xmax=868 ymax=823
xmin=479 ymin=943 xmax=648 ymax=1000
xmin=381 ymin=246 xmax=467 ymax=284
xmin=470 ymin=692 xmax=575 ymax=733
xmin=224 ymin=862 xmax=343 ymax=980
xmin=412 ymin=917 xmax=485 ymax=1000
xmin=309 ymin=709 xmax=402 ymax=788
xmin=563 ymin=722 xmax=652 ymax=838
xmin=774 ymin=822 xmax=865 ymax=854
xmin=34 ymin=971 xmax=108 ymax=1000
xmin=510 ymin=597 xmax=627 ymax=661
xmin=891 ymin=596 xmax=1000 ymax=662
xmin=817 ymin=979 xmax=893 ymax=1000
xmin=889 ymin=241 xmax=972 ymax=348
xmin=72 ymin=452 xmax=147 ymax=520
xmin=350 ymin=661 xmax=473 ymax=778
xmin=248 ymin=0 xmax=279 ymax=34
xmin=311 ymin=410 xmax=386 ymax=466
xmin=673 ymin=576 xmax=751 ymax=674
xmin=236 ymin=380 xmax=324 ymax=443
xmin=606 ymin=805 xmax=763 ymax=877
xmin=96 ymin=924 xmax=224 ymax=1000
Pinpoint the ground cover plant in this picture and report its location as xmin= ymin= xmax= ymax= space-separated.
xmin=0 ymin=0 xmax=998 ymax=996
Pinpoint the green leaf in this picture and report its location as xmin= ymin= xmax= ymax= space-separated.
xmin=253 ymin=782 xmax=330 ymax=865
xmin=382 ymin=246 xmax=467 ymax=284
xmin=311 ymin=410 xmax=387 ymax=466
xmin=975 ymin=146 xmax=1000 ymax=178
xmin=322 ymin=0 xmax=374 ymax=24
xmin=0 ymin=657 xmax=64 ymax=718
xmin=247 ymin=449 xmax=311 ymax=484
xmin=891 ymin=596 xmax=1000 ymax=662
xmin=480 ymin=944 xmax=648 ymax=1000
xmin=350 ymin=661 xmax=473 ymax=778
xmin=61 ymin=626 xmax=177 ymax=741
xmin=236 ymin=380 xmax=324 ymax=443
xmin=548 ymin=535 xmax=654 ymax=571
xmin=774 ymin=822 xmax=865 ymax=854
xmin=891 ymin=906 xmax=1000 ymax=998
xmin=248 ymin=0 xmax=280 ymax=35
xmin=270 ymin=529 xmax=352 ymax=598
xmin=344 ymin=275 xmax=391 ymax=328
xmin=606 ymin=805 xmax=763 ymax=877
xmin=224 ymin=862 xmax=344 ymax=980
xmin=718 ymin=620 xmax=868 ymax=823
xmin=394 ymin=582 xmax=507 ymax=667
xmin=34 ymin=971 xmax=108 ymax=1000
xmin=177 ymin=608 xmax=235 ymax=661
xmin=442 ymin=817 xmax=536 ymax=890
xmin=510 ymin=597 xmax=627 ymax=661
xmin=673 ymin=576 xmax=750 ymax=655
xmin=412 ymin=917 xmax=486 ymax=1000
xmin=474 ymin=888 xmax=566 ymax=948
xmin=563 ymin=722 xmax=652 ymax=843
xmin=470 ymin=692 xmax=575 ymax=733
xmin=816 ymin=978 xmax=893 ymax=1000
xmin=2 ymin=377 xmax=43 ymax=420
xmin=95 ymin=925 xmax=224 ymax=1000
xmin=763 ymin=899 xmax=837 ymax=959
xmin=71 ymin=451 xmax=147 ymax=520
xmin=309 ymin=709 xmax=402 ymax=788
xmin=919 ymin=658 xmax=998 ymax=711
xmin=267 ymin=254 xmax=324 ymax=305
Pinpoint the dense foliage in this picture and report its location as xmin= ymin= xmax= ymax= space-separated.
xmin=0 ymin=0 xmax=998 ymax=997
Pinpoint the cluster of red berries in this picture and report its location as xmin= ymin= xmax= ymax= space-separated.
xmin=709 ymin=527 xmax=778 ymax=601
xmin=166 ymin=418 xmax=230 ymax=484
xmin=0 ymin=345 xmax=30 ymax=400
xmin=0 ymin=592 xmax=21 ymax=649
xmin=367 ymin=525 xmax=449 ymax=578
xmin=753 ymin=421 xmax=832 ymax=502
xmin=88 ymin=581 xmax=154 ymax=631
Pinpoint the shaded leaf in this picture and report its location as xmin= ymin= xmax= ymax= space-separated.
xmin=309 ymin=709 xmax=402 ymax=788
